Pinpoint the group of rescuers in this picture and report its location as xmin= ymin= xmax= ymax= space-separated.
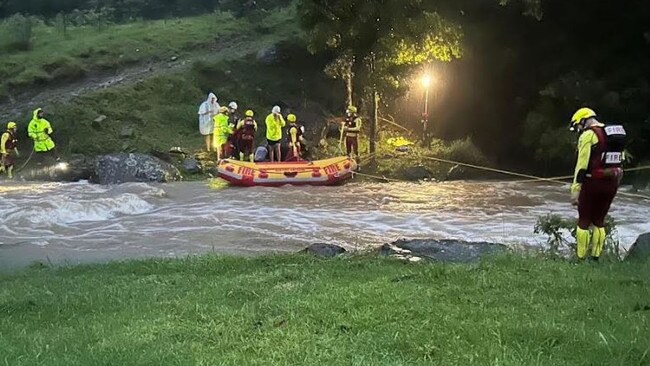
xmin=197 ymin=93 xmax=362 ymax=163
xmin=1 ymin=108 xmax=56 ymax=179
xmin=0 ymin=101 xmax=626 ymax=262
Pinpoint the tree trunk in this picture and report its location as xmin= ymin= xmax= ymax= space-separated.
xmin=345 ymin=68 xmax=353 ymax=107
xmin=370 ymin=89 xmax=378 ymax=158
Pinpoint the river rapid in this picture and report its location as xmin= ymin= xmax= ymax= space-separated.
xmin=1 ymin=180 xmax=648 ymax=269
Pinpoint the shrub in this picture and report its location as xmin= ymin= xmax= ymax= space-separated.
xmin=442 ymin=137 xmax=489 ymax=166
xmin=534 ymin=214 xmax=621 ymax=259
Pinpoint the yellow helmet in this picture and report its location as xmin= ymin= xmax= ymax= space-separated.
xmin=245 ymin=110 xmax=254 ymax=117
xmin=347 ymin=106 xmax=357 ymax=114
xmin=7 ymin=121 xmax=17 ymax=129
xmin=219 ymin=106 xmax=229 ymax=113
xmin=287 ymin=114 xmax=297 ymax=122
xmin=570 ymin=107 xmax=596 ymax=130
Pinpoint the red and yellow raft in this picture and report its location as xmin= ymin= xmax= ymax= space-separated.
xmin=217 ymin=157 xmax=357 ymax=187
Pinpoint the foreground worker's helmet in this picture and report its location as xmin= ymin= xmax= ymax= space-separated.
xmin=7 ymin=121 xmax=17 ymax=129
xmin=570 ymin=107 xmax=597 ymax=131
xmin=229 ymin=102 xmax=238 ymax=110
xmin=219 ymin=106 xmax=229 ymax=113
xmin=287 ymin=114 xmax=297 ymax=122
xmin=245 ymin=110 xmax=254 ymax=117
xmin=347 ymin=106 xmax=357 ymax=114
xmin=272 ymin=106 xmax=281 ymax=114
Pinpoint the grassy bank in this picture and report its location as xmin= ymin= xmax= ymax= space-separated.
xmin=0 ymin=254 xmax=648 ymax=365
xmin=0 ymin=12 xmax=249 ymax=98
xmin=4 ymin=4 xmax=342 ymax=158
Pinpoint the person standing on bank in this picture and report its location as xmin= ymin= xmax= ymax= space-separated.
xmin=198 ymin=93 xmax=219 ymax=152
xmin=569 ymin=107 xmax=626 ymax=261
xmin=28 ymin=108 xmax=58 ymax=163
xmin=343 ymin=105 xmax=362 ymax=163
xmin=0 ymin=122 xmax=19 ymax=179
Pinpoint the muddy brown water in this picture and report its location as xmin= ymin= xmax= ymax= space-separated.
xmin=1 ymin=180 xmax=648 ymax=270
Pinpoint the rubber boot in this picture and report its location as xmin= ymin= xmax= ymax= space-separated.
xmin=249 ymin=154 xmax=254 ymax=163
xmin=7 ymin=165 xmax=13 ymax=179
xmin=591 ymin=226 xmax=606 ymax=260
xmin=576 ymin=227 xmax=590 ymax=260
xmin=239 ymin=152 xmax=244 ymax=161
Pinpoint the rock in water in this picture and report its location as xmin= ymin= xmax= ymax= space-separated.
xmin=181 ymin=158 xmax=201 ymax=174
xmin=626 ymin=233 xmax=650 ymax=261
xmin=302 ymin=243 xmax=346 ymax=257
xmin=94 ymin=153 xmax=181 ymax=184
xmin=400 ymin=165 xmax=432 ymax=181
xmin=382 ymin=239 xmax=506 ymax=263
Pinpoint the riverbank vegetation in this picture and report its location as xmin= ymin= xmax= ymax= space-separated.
xmin=0 ymin=253 xmax=648 ymax=365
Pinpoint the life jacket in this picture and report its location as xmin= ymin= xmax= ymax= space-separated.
xmin=345 ymin=114 xmax=360 ymax=137
xmin=287 ymin=123 xmax=303 ymax=142
xmin=3 ymin=130 xmax=17 ymax=151
xmin=240 ymin=117 xmax=256 ymax=140
xmin=587 ymin=125 xmax=626 ymax=179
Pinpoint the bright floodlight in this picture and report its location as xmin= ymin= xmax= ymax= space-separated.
xmin=421 ymin=74 xmax=432 ymax=88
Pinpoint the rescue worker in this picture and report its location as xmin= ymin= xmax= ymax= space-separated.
xmin=198 ymin=93 xmax=219 ymax=152
xmin=27 ymin=108 xmax=57 ymax=161
xmin=213 ymin=106 xmax=233 ymax=161
xmin=265 ymin=106 xmax=285 ymax=162
xmin=0 ymin=122 xmax=20 ymax=179
xmin=569 ymin=107 xmax=626 ymax=261
xmin=235 ymin=110 xmax=258 ymax=162
xmin=227 ymin=102 xmax=240 ymax=159
xmin=342 ymin=105 xmax=362 ymax=162
xmin=286 ymin=114 xmax=305 ymax=161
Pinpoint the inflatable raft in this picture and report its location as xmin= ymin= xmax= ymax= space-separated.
xmin=217 ymin=156 xmax=357 ymax=187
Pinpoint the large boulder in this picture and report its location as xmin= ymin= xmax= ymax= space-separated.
xmin=181 ymin=158 xmax=201 ymax=174
xmin=626 ymin=233 xmax=650 ymax=261
xmin=93 ymin=153 xmax=181 ymax=185
xmin=399 ymin=165 xmax=432 ymax=181
xmin=301 ymin=243 xmax=346 ymax=257
xmin=381 ymin=239 xmax=506 ymax=263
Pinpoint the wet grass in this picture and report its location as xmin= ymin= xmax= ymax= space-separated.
xmin=0 ymin=12 xmax=248 ymax=98
xmin=4 ymin=4 xmax=337 ymax=159
xmin=0 ymin=254 xmax=648 ymax=365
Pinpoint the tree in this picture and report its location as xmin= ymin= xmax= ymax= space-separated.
xmin=298 ymin=0 xmax=463 ymax=155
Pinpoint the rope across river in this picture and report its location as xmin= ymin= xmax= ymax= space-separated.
xmin=351 ymin=152 xmax=650 ymax=200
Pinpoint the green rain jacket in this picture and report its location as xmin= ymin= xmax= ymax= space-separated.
xmin=27 ymin=108 xmax=55 ymax=152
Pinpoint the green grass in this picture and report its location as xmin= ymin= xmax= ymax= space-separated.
xmin=0 ymin=254 xmax=648 ymax=365
xmin=5 ymin=4 xmax=336 ymax=158
xmin=0 ymin=11 xmax=247 ymax=98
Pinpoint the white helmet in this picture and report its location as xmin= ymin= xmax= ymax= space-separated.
xmin=272 ymin=105 xmax=281 ymax=114
xmin=229 ymin=102 xmax=238 ymax=110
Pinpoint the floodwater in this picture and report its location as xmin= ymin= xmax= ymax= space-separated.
xmin=1 ymin=180 xmax=648 ymax=269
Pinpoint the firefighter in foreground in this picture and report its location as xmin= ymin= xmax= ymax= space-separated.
xmin=286 ymin=114 xmax=305 ymax=161
xmin=342 ymin=106 xmax=362 ymax=163
xmin=569 ymin=107 xmax=626 ymax=261
xmin=1 ymin=122 xmax=19 ymax=179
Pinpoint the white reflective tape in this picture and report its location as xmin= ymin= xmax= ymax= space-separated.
xmin=604 ymin=125 xmax=626 ymax=136
xmin=604 ymin=152 xmax=622 ymax=164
